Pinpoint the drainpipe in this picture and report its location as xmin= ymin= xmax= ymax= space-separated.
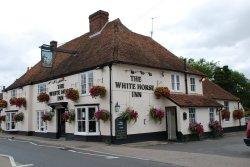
xmin=184 ymin=59 xmax=188 ymax=94
xmin=108 ymin=64 xmax=113 ymax=144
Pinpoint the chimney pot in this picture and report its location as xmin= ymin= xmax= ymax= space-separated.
xmin=89 ymin=10 xmax=109 ymax=33
xmin=50 ymin=41 xmax=57 ymax=49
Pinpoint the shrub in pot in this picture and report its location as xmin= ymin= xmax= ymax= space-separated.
xmin=65 ymin=88 xmax=79 ymax=102
xmin=189 ymin=122 xmax=204 ymax=140
xmin=14 ymin=112 xmax=24 ymax=122
xmin=62 ymin=111 xmax=75 ymax=123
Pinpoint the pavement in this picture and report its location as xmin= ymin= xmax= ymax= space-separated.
xmin=0 ymin=132 xmax=249 ymax=167
xmin=0 ymin=156 xmax=12 ymax=167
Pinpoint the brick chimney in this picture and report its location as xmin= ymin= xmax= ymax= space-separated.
xmin=50 ymin=41 xmax=57 ymax=49
xmin=89 ymin=10 xmax=109 ymax=33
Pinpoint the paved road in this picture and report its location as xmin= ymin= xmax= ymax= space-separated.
xmin=0 ymin=138 xmax=178 ymax=167
xmin=143 ymin=132 xmax=250 ymax=158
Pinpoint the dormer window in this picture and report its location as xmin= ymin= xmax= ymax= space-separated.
xmin=190 ymin=77 xmax=196 ymax=92
xmin=171 ymin=74 xmax=180 ymax=91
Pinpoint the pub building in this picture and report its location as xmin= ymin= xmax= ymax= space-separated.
xmin=0 ymin=10 xmax=245 ymax=143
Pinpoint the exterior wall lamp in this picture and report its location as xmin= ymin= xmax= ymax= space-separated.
xmin=115 ymin=102 xmax=120 ymax=112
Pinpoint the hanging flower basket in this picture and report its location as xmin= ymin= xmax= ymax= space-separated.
xmin=14 ymin=112 xmax=24 ymax=122
xmin=233 ymin=109 xmax=244 ymax=120
xmin=37 ymin=93 xmax=50 ymax=103
xmin=0 ymin=100 xmax=7 ymax=108
xmin=221 ymin=109 xmax=230 ymax=120
xmin=0 ymin=115 xmax=6 ymax=123
xmin=65 ymin=88 xmax=79 ymax=102
xmin=120 ymin=108 xmax=138 ymax=123
xmin=209 ymin=121 xmax=223 ymax=138
xmin=189 ymin=122 xmax=204 ymax=138
xmin=154 ymin=87 xmax=170 ymax=99
xmin=62 ymin=111 xmax=75 ymax=123
xmin=42 ymin=112 xmax=54 ymax=122
xmin=149 ymin=107 xmax=165 ymax=123
xmin=95 ymin=109 xmax=110 ymax=122
xmin=15 ymin=98 xmax=27 ymax=108
xmin=89 ymin=86 xmax=106 ymax=98
xmin=9 ymin=98 xmax=17 ymax=106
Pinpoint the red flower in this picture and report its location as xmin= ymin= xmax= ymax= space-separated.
xmin=37 ymin=93 xmax=50 ymax=103
xmin=95 ymin=109 xmax=110 ymax=122
xmin=0 ymin=115 xmax=6 ymax=123
xmin=189 ymin=122 xmax=204 ymax=136
xmin=15 ymin=98 xmax=26 ymax=108
xmin=89 ymin=86 xmax=106 ymax=98
xmin=9 ymin=98 xmax=17 ymax=106
xmin=154 ymin=87 xmax=170 ymax=99
xmin=120 ymin=108 xmax=138 ymax=123
xmin=233 ymin=110 xmax=244 ymax=120
xmin=65 ymin=88 xmax=79 ymax=102
xmin=150 ymin=107 xmax=165 ymax=123
xmin=221 ymin=109 xmax=230 ymax=120
xmin=0 ymin=100 xmax=7 ymax=108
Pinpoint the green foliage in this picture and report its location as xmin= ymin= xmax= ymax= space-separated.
xmin=184 ymin=58 xmax=250 ymax=109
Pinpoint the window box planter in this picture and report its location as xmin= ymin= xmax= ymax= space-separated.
xmin=89 ymin=86 xmax=107 ymax=98
xmin=95 ymin=109 xmax=110 ymax=122
xmin=154 ymin=87 xmax=170 ymax=99
xmin=0 ymin=100 xmax=7 ymax=108
xmin=37 ymin=93 xmax=50 ymax=103
xmin=65 ymin=88 xmax=79 ymax=102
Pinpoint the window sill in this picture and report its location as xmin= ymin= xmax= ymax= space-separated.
xmin=74 ymin=132 xmax=100 ymax=136
xmin=5 ymin=129 xmax=17 ymax=132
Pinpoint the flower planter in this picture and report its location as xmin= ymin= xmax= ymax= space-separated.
xmin=0 ymin=100 xmax=7 ymax=108
xmin=120 ymin=108 xmax=138 ymax=123
xmin=189 ymin=122 xmax=204 ymax=139
xmin=14 ymin=112 xmax=24 ymax=122
xmin=149 ymin=107 xmax=165 ymax=123
xmin=221 ymin=109 xmax=230 ymax=120
xmin=89 ymin=86 xmax=106 ymax=98
xmin=95 ymin=109 xmax=110 ymax=122
xmin=209 ymin=121 xmax=223 ymax=138
xmin=62 ymin=111 xmax=75 ymax=123
xmin=37 ymin=93 xmax=50 ymax=103
xmin=154 ymin=87 xmax=170 ymax=99
xmin=42 ymin=112 xmax=54 ymax=122
xmin=65 ymin=88 xmax=79 ymax=102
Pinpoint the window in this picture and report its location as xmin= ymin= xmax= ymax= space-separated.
xmin=38 ymin=84 xmax=46 ymax=94
xmin=209 ymin=108 xmax=215 ymax=122
xmin=190 ymin=78 xmax=196 ymax=92
xmin=80 ymin=71 xmax=93 ymax=95
xmin=171 ymin=74 xmax=180 ymax=91
xmin=6 ymin=112 xmax=16 ymax=131
xmin=189 ymin=108 xmax=196 ymax=123
xmin=224 ymin=101 xmax=230 ymax=121
xmin=11 ymin=90 xmax=17 ymax=98
xmin=76 ymin=106 xmax=98 ymax=134
xmin=36 ymin=111 xmax=47 ymax=132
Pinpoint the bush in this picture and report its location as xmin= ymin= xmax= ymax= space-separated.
xmin=189 ymin=122 xmax=204 ymax=137
xmin=209 ymin=121 xmax=223 ymax=137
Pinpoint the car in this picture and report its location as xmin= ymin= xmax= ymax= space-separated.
xmin=244 ymin=120 xmax=250 ymax=146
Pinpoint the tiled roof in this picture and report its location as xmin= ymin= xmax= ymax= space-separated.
xmin=169 ymin=93 xmax=223 ymax=107
xmin=202 ymin=79 xmax=239 ymax=101
xmin=6 ymin=19 xmax=204 ymax=91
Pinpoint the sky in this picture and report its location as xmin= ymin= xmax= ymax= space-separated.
xmin=0 ymin=0 xmax=249 ymax=87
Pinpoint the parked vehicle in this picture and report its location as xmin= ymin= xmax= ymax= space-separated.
xmin=244 ymin=120 xmax=250 ymax=146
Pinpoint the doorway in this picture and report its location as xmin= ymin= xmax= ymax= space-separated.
xmin=166 ymin=107 xmax=177 ymax=140
xmin=57 ymin=108 xmax=66 ymax=138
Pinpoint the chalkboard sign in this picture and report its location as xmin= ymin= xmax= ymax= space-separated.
xmin=115 ymin=117 xmax=127 ymax=140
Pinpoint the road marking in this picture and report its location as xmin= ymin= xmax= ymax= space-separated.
xmin=0 ymin=154 xmax=34 ymax=167
xmin=68 ymin=149 xmax=119 ymax=159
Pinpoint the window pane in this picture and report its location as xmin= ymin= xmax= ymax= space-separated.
xmin=88 ymin=72 xmax=93 ymax=91
xmin=78 ymin=121 xmax=85 ymax=132
xmin=171 ymin=75 xmax=175 ymax=90
xmin=81 ymin=74 xmax=87 ymax=94
xmin=88 ymin=108 xmax=95 ymax=120
xmin=89 ymin=121 xmax=96 ymax=132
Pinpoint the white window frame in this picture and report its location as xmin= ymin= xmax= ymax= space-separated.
xmin=36 ymin=110 xmax=47 ymax=133
xmin=38 ymin=83 xmax=46 ymax=94
xmin=6 ymin=112 xmax=16 ymax=131
xmin=189 ymin=108 xmax=196 ymax=123
xmin=11 ymin=90 xmax=17 ymax=98
xmin=75 ymin=106 xmax=99 ymax=136
xmin=80 ymin=71 xmax=93 ymax=95
xmin=209 ymin=107 xmax=215 ymax=122
xmin=190 ymin=77 xmax=196 ymax=92
xmin=171 ymin=74 xmax=180 ymax=91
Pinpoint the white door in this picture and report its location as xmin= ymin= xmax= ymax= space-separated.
xmin=166 ymin=107 xmax=177 ymax=140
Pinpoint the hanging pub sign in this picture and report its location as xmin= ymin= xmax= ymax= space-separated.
xmin=41 ymin=44 xmax=53 ymax=68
